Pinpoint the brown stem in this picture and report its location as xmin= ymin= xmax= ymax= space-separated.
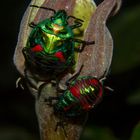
xmin=13 ymin=0 xmax=121 ymax=140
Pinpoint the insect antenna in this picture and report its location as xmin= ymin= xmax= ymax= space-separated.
xmin=30 ymin=5 xmax=56 ymax=14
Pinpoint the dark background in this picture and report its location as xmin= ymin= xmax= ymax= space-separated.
xmin=0 ymin=0 xmax=140 ymax=140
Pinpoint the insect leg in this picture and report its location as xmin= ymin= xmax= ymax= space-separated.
xmin=73 ymin=38 xmax=95 ymax=52
xmin=65 ymin=64 xmax=84 ymax=86
xmin=29 ymin=22 xmax=37 ymax=28
xmin=99 ymin=75 xmax=114 ymax=92
xmin=68 ymin=16 xmax=84 ymax=29
xmin=71 ymin=19 xmax=83 ymax=29
xmin=16 ymin=77 xmax=25 ymax=89
xmin=105 ymin=86 xmax=114 ymax=92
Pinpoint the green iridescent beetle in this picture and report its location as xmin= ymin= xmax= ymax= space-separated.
xmin=45 ymin=65 xmax=103 ymax=117
xmin=22 ymin=5 xmax=94 ymax=76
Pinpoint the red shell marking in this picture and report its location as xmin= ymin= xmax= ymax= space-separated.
xmin=31 ymin=44 xmax=43 ymax=52
xmin=54 ymin=51 xmax=65 ymax=62
xmin=69 ymin=78 xmax=103 ymax=111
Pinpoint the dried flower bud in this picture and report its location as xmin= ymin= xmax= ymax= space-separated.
xmin=13 ymin=0 xmax=121 ymax=140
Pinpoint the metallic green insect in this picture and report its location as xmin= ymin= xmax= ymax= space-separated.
xmin=45 ymin=66 xmax=103 ymax=117
xmin=22 ymin=5 xmax=94 ymax=76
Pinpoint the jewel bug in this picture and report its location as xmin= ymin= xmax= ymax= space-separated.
xmin=45 ymin=65 xmax=104 ymax=117
xmin=54 ymin=77 xmax=103 ymax=117
xmin=22 ymin=5 xmax=94 ymax=76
